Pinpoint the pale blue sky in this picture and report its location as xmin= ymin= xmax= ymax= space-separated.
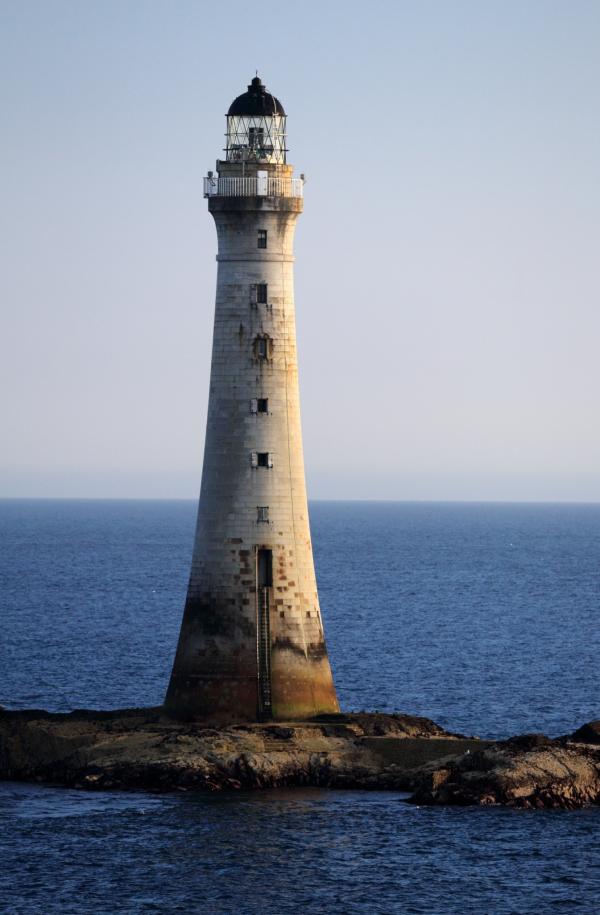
xmin=1 ymin=0 xmax=599 ymax=500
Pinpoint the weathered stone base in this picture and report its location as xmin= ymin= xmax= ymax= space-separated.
xmin=1 ymin=709 xmax=599 ymax=808
xmin=0 ymin=708 xmax=480 ymax=793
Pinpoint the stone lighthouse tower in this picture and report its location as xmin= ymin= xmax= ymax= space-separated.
xmin=165 ymin=77 xmax=339 ymax=722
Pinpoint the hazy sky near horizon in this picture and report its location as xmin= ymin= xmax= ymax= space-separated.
xmin=1 ymin=0 xmax=599 ymax=500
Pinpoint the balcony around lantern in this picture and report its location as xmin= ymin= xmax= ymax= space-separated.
xmin=203 ymin=175 xmax=304 ymax=199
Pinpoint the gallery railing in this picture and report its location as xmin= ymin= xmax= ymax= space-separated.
xmin=204 ymin=176 xmax=304 ymax=198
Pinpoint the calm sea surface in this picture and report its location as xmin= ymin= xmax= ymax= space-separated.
xmin=1 ymin=499 xmax=599 ymax=913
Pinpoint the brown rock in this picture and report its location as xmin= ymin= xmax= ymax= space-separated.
xmin=409 ymin=740 xmax=600 ymax=809
xmin=3 ymin=707 xmax=599 ymax=808
xmin=0 ymin=707 xmax=473 ymax=794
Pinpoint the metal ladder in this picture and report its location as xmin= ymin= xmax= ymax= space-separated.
xmin=257 ymin=587 xmax=272 ymax=719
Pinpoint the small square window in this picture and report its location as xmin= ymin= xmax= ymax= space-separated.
xmin=257 ymin=506 xmax=269 ymax=523
xmin=257 ymin=230 xmax=267 ymax=249
xmin=256 ymin=283 xmax=268 ymax=304
xmin=251 ymin=452 xmax=272 ymax=468
xmin=250 ymin=398 xmax=269 ymax=414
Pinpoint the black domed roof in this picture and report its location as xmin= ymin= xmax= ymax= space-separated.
xmin=227 ymin=76 xmax=286 ymax=117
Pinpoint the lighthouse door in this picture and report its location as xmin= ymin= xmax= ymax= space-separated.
xmin=256 ymin=170 xmax=268 ymax=196
xmin=256 ymin=549 xmax=273 ymax=719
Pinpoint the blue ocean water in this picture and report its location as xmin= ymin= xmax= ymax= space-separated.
xmin=1 ymin=499 xmax=599 ymax=913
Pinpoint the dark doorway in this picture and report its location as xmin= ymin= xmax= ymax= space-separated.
xmin=257 ymin=548 xmax=273 ymax=587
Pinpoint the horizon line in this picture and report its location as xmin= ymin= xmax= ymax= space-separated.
xmin=1 ymin=496 xmax=600 ymax=507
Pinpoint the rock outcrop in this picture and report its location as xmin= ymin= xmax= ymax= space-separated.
xmin=409 ymin=727 xmax=600 ymax=809
xmin=568 ymin=720 xmax=600 ymax=746
xmin=0 ymin=707 xmax=480 ymax=793
xmin=2 ymin=708 xmax=599 ymax=808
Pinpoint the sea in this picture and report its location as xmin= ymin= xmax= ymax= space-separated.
xmin=0 ymin=499 xmax=599 ymax=914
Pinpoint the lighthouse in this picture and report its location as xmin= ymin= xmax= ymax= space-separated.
xmin=165 ymin=77 xmax=339 ymax=721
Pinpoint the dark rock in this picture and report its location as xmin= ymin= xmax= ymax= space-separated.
xmin=569 ymin=721 xmax=600 ymax=745
xmin=313 ymin=711 xmax=457 ymax=739
xmin=502 ymin=733 xmax=554 ymax=750
xmin=260 ymin=726 xmax=295 ymax=740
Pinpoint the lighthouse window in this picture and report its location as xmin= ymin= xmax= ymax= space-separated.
xmin=254 ymin=335 xmax=272 ymax=361
xmin=251 ymin=452 xmax=273 ymax=468
xmin=249 ymin=283 xmax=268 ymax=305
xmin=249 ymin=126 xmax=264 ymax=149
xmin=257 ymin=506 xmax=269 ymax=523
xmin=257 ymin=230 xmax=267 ymax=249
xmin=256 ymin=283 xmax=268 ymax=304
xmin=250 ymin=398 xmax=269 ymax=414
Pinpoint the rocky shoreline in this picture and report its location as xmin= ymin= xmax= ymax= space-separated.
xmin=1 ymin=708 xmax=599 ymax=809
xmin=409 ymin=728 xmax=600 ymax=809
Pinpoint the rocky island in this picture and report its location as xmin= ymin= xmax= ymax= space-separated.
xmin=1 ymin=708 xmax=599 ymax=809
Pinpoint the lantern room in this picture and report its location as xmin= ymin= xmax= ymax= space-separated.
xmin=225 ymin=76 xmax=287 ymax=165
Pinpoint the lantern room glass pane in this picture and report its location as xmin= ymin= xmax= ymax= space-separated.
xmin=226 ymin=115 xmax=287 ymax=164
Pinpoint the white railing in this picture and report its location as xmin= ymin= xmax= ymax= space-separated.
xmin=203 ymin=176 xmax=304 ymax=198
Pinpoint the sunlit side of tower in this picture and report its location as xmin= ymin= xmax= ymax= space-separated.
xmin=165 ymin=77 xmax=339 ymax=721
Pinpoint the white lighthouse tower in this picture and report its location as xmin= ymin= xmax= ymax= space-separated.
xmin=165 ymin=77 xmax=339 ymax=722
